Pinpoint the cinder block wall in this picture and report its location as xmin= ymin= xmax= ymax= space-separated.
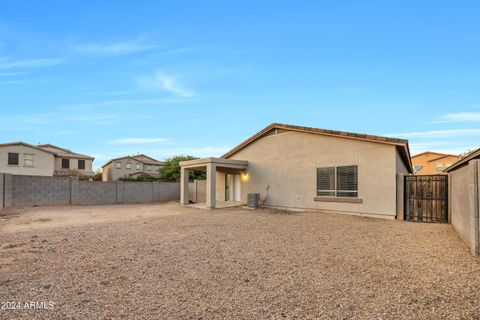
xmin=12 ymin=175 xmax=71 ymax=206
xmin=449 ymin=160 xmax=480 ymax=256
xmin=1 ymin=174 xmax=180 ymax=208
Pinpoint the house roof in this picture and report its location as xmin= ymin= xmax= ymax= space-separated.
xmin=428 ymin=154 xmax=460 ymax=163
xmin=0 ymin=141 xmax=57 ymax=155
xmin=412 ymin=151 xmax=449 ymax=158
xmin=444 ymin=148 xmax=480 ymax=172
xmin=132 ymin=154 xmax=163 ymax=165
xmin=411 ymin=151 xmax=460 ymax=163
xmin=101 ymin=154 xmax=164 ymax=168
xmin=221 ymin=123 xmax=413 ymax=173
xmin=37 ymin=144 xmax=94 ymax=160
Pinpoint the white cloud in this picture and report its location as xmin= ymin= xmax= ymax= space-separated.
xmin=108 ymin=137 xmax=169 ymax=144
xmin=390 ymin=128 xmax=480 ymax=138
xmin=0 ymin=57 xmax=64 ymax=69
xmin=0 ymin=72 xmax=26 ymax=77
xmin=0 ymin=113 xmax=119 ymax=129
xmin=90 ymin=146 xmax=230 ymax=170
xmin=58 ymin=97 xmax=185 ymax=111
xmin=410 ymin=145 xmax=475 ymax=157
xmin=438 ymin=112 xmax=480 ymax=122
xmin=72 ymin=37 xmax=158 ymax=56
xmin=137 ymin=72 xmax=195 ymax=98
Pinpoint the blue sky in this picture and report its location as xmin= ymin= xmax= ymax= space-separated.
xmin=0 ymin=1 xmax=479 ymax=169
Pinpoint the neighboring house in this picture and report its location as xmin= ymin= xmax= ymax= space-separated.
xmin=412 ymin=151 xmax=461 ymax=175
xmin=0 ymin=142 xmax=95 ymax=177
xmin=180 ymin=123 xmax=413 ymax=220
xmin=101 ymin=154 xmax=164 ymax=181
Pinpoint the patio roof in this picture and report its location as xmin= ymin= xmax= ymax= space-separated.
xmin=180 ymin=157 xmax=248 ymax=209
xmin=180 ymin=157 xmax=248 ymax=170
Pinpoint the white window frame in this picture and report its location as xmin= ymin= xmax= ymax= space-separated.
xmin=317 ymin=165 xmax=358 ymax=198
xmin=24 ymin=153 xmax=34 ymax=167
xmin=126 ymin=162 xmax=131 ymax=170
xmin=116 ymin=162 xmax=122 ymax=169
xmin=136 ymin=163 xmax=141 ymax=170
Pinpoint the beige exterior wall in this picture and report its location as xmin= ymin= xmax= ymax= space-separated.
xmin=54 ymin=157 xmax=93 ymax=173
xmin=0 ymin=145 xmax=55 ymax=176
xmin=224 ymin=130 xmax=403 ymax=219
xmin=102 ymin=163 xmax=113 ymax=181
xmin=102 ymin=157 xmax=162 ymax=181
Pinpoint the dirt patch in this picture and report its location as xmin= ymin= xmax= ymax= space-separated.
xmin=0 ymin=201 xmax=184 ymax=233
xmin=0 ymin=203 xmax=479 ymax=319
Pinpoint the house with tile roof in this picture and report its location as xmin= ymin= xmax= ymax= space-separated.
xmin=101 ymin=154 xmax=164 ymax=181
xmin=179 ymin=123 xmax=413 ymax=220
xmin=411 ymin=151 xmax=461 ymax=175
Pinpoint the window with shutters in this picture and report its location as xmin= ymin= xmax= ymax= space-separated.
xmin=317 ymin=165 xmax=358 ymax=197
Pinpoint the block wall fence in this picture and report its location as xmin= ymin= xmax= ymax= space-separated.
xmin=448 ymin=160 xmax=480 ymax=256
xmin=0 ymin=173 xmax=180 ymax=208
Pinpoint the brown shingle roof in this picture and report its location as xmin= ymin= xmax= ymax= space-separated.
xmin=222 ymin=123 xmax=413 ymax=173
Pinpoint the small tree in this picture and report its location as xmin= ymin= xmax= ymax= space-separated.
xmin=93 ymin=169 xmax=103 ymax=181
xmin=159 ymin=155 xmax=206 ymax=181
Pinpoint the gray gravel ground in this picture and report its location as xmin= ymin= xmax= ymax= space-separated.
xmin=1 ymin=203 xmax=479 ymax=319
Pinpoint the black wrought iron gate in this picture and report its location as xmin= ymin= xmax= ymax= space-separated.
xmin=404 ymin=175 xmax=448 ymax=223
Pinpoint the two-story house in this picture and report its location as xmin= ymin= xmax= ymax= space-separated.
xmin=0 ymin=142 xmax=95 ymax=177
xmin=37 ymin=144 xmax=95 ymax=177
xmin=412 ymin=151 xmax=461 ymax=175
xmin=101 ymin=154 xmax=164 ymax=181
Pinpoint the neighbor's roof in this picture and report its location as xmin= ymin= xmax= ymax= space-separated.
xmin=132 ymin=154 xmax=163 ymax=165
xmin=412 ymin=151 xmax=449 ymax=158
xmin=412 ymin=151 xmax=460 ymax=162
xmin=37 ymin=143 xmax=94 ymax=160
xmin=221 ymin=123 xmax=413 ymax=173
xmin=101 ymin=154 xmax=164 ymax=168
xmin=444 ymin=148 xmax=480 ymax=172
xmin=428 ymin=154 xmax=461 ymax=163
xmin=0 ymin=141 xmax=57 ymax=155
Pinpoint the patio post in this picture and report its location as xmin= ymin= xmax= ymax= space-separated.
xmin=206 ymin=163 xmax=216 ymax=208
xmin=180 ymin=167 xmax=189 ymax=205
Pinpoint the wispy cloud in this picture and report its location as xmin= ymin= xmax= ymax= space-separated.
xmin=437 ymin=112 xmax=480 ymax=122
xmin=137 ymin=72 xmax=195 ymax=98
xmin=108 ymin=137 xmax=169 ymax=144
xmin=390 ymin=128 xmax=480 ymax=138
xmin=0 ymin=71 xmax=26 ymax=77
xmin=0 ymin=57 xmax=64 ymax=69
xmin=72 ymin=37 xmax=158 ymax=56
xmin=0 ymin=113 xmax=119 ymax=129
xmin=58 ymin=97 xmax=186 ymax=111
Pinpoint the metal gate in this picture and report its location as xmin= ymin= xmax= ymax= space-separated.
xmin=404 ymin=175 xmax=448 ymax=223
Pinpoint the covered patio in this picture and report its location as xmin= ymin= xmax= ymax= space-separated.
xmin=180 ymin=157 xmax=248 ymax=209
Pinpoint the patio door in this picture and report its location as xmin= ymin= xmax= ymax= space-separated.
xmin=226 ymin=173 xmax=241 ymax=202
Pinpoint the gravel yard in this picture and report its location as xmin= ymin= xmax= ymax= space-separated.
xmin=1 ymin=202 xmax=479 ymax=319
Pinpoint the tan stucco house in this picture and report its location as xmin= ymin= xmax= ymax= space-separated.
xmin=101 ymin=154 xmax=164 ymax=181
xmin=0 ymin=142 xmax=95 ymax=177
xmin=412 ymin=151 xmax=461 ymax=175
xmin=180 ymin=123 xmax=413 ymax=220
